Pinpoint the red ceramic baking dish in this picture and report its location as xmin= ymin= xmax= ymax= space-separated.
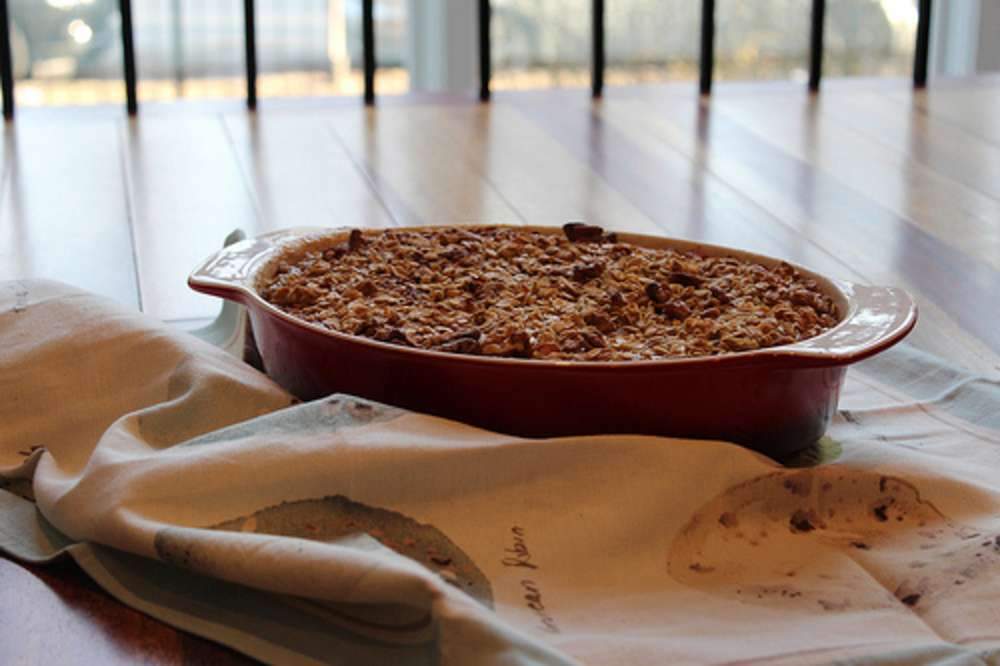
xmin=189 ymin=226 xmax=916 ymax=459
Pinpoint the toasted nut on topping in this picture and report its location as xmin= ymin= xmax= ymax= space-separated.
xmin=583 ymin=311 xmax=615 ymax=333
xmin=667 ymin=272 xmax=703 ymax=288
xmin=645 ymin=281 xmax=667 ymax=304
xmin=572 ymin=262 xmax=605 ymax=282
xmin=435 ymin=337 xmax=481 ymax=354
xmin=562 ymin=222 xmax=606 ymax=242
xmin=657 ymin=300 xmax=691 ymax=320
xmin=348 ymin=228 xmax=365 ymax=251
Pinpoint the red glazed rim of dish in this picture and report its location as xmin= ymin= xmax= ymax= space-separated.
xmin=188 ymin=225 xmax=918 ymax=371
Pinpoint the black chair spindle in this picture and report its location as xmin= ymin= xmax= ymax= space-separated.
xmin=243 ymin=0 xmax=257 ymax=109
xmin=914 ymin=0 xmax=932 ymax=88
xmin=699 ymin=0 xmax=715 ymax=95
xmin=119 ymin=0 xmax=138 ymax=114
xmin=592 ymin=0 xmax=605 ymax=98
xmin=808 ymin=0 xmax=825 ymax=92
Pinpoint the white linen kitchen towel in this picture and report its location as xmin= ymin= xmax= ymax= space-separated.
xmin=2 ymin=279 xmax=1000 ymax=665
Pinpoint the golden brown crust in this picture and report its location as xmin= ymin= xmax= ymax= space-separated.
xmin=260 ymin=226 xmax=838 ymax=361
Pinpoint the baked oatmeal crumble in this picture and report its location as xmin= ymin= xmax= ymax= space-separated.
xmin=260 ymin=224 xmax=839 ymax=361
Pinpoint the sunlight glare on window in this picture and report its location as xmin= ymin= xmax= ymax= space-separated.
xmin=67 ymin=20 xmax=94 ymax=45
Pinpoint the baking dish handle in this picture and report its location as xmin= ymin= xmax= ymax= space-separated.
xmin=781 ymin=282 xmax=917 ymax=364
xmin=188 ymin=227 xmax=331 ymax=303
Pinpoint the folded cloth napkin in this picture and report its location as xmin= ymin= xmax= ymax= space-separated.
xmin=2 ymin=279 xmax=1000 ymax=665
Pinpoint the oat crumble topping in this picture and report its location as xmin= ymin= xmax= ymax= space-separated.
xmin=259 ymin=224 xmax=839 ymax=361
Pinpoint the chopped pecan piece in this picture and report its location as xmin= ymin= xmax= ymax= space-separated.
xmin=581 ymin=329 xmax=606 ymax=348
xmin=508 ymin=331 xmax=533 ymax=358
xmin=323 ymin=229 xmax=365 ymax=260
xmin=435 ymin=329 xmax=481 ymax=354
xmin=384 ymin=328 xmax=412 ymax=346
xmin=709 ymin=285 xmax=731 ymax=304
xmin=657 ymin=300 xmax=691 ymax=320
xmin=348 ymin=228 xmax=365 ymax=251
xmin=441 ymin=245 xmax=469 ymax=262
xmin=572 ymin=262 xmax=604 ymax=282
xmin=721 ymin=334 xmax=759 ymax=352
xmin=790 ymin=289 xmax=813 ymax=306
xmin=667 ymin=272 xmax=703 ymax=288
xmin=645 ymin=281 xmax=667 ymax=304
xmin=562 ymin=222 xmax=606 ymax=243
xmin=435 ymin=336 xmax=481 ymax=354
xmin=559 ymin=332 xmax=588 ymax=353
xmin=583 ymin=311 xmax=615 ymax=333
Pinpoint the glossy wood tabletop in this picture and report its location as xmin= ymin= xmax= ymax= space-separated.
xmin=2 ymin=77 xmax=1000 ymax=663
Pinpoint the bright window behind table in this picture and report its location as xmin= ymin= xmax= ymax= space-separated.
xmin=8 ymin=0 xmax=410 ymax=106
xmin=491 ymin=0 xmax=920 ymax=89
xmin=0 ymin=0 xmax=935 ymax=107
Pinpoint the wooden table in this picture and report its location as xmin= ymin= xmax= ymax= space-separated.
xmin=2 ymin=76 xmax=999 ymax=662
